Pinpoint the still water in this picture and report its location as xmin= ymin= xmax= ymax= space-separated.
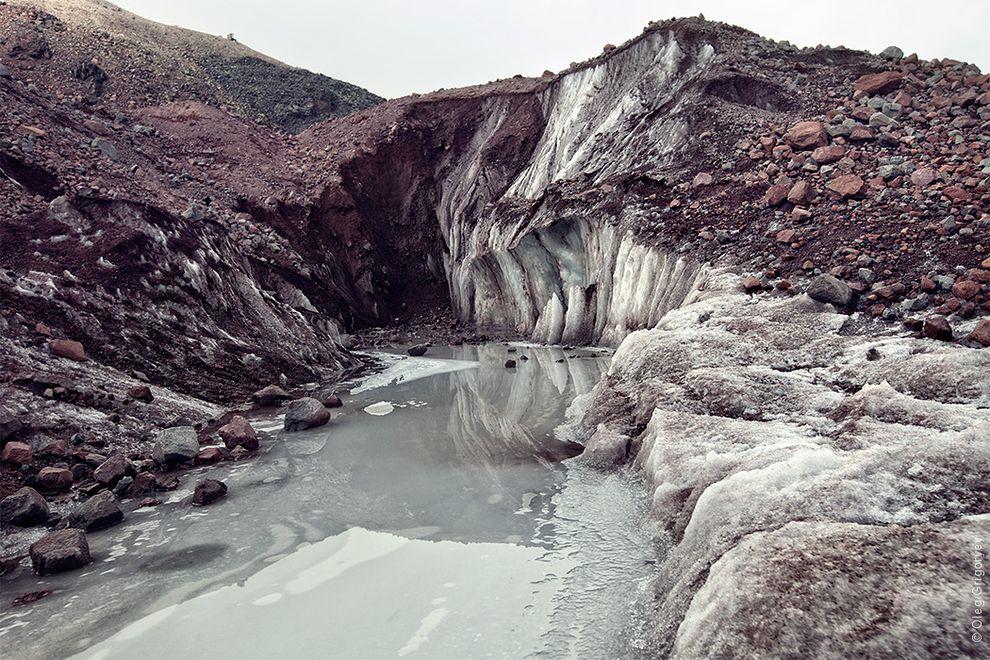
xmin=1 ymin=345 xmax=657 ymax=659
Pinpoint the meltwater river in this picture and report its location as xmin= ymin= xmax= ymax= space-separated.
xmin=1 ymin=344 xmax=658 ymax=659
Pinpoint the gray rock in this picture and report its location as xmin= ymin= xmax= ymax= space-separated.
xmin=192 ymin=479 xmax=227 ymax=506
xmin=152 ymin=426 xmax=199 ymax=465
xmin=283 ymin=397 xmax=330 ymax=432
xmin=880 ymin=46 xmax=904 ymax=61
xmin=868 ymin=112 xmax=895 ymax=129
xmin=0 ymin=63 xmax=11 ymax=79
xmin=30 ymin=529 xmax=92 ymax=575
xmin=68 ymin=490 xmax=124 ymax=531
xmin=1 ymin=487 xmax=49 ymax=527
xmin=113 ymin=476 xmax=134 ymax=498
xmin=92 ymin=137 xmax=118 ymax=161
xmin=806 ymin=275 xmax=852 ymax=307
xmin=902 ymin=294 xmax=930 ymax=312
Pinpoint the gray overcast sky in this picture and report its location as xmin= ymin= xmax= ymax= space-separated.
xmin=113 ymin=1 xmax=990 ymax=99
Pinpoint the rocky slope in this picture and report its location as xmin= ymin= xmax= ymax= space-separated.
xmin=0 ymin=0 xmax=382 ymax=131
xmin=1 ymin=5 xmax=988 ymax=657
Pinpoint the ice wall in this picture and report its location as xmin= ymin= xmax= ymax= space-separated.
xmin=431 ymin=29 xmax=715 ymax=345
xmin=577 ymin=268 xmax=990 ymax=657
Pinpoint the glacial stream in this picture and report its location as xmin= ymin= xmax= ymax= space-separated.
xmin=1 ymin=344 xmax=658 ymax=659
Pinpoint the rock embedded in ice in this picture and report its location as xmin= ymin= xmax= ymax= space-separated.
xmin=283 ymin=397 xmax=331 ymax=432
xmin=152 ymin=426 xmax=200 ymax=465
xmin=192 ymin=479 xmax=228 ymax=506
xmin=219 ymin=415 xmax=259 ymax=451
xmin=30 ymin=529 xmax=92 ymax=576
xmin=68 ymin=490 xmax=124 ymax=532
xmin=407 ymin=344 xmax=429 ymax=357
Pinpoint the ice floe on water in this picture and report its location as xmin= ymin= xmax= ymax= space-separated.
xmin=362 ymin=401 xmax=395 ymax=416
xmin=350 ymin=352 xmax=478 ymax=394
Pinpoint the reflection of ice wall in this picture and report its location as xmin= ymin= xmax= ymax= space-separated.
xmin=578 ymin=269 xmax=990 ymax=656
xmin=434 ymin=30 xmax=715 ymax=345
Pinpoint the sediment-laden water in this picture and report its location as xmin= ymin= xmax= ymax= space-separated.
xmin=1 ymin=345 xmax=658 ymax=659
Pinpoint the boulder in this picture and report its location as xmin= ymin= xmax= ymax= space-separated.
xmin=323 ymin=394 xmax=343 ymax=409
xmin=1 ymin=487 xmax=49 ymax=526
xmin=283 ymin=398 xmax=330 ymax=432
xmin=2 ymin=441 xmax=32 ymax=466
xmin=923 ymin=316 xmax=953 ymax=341
xmin=942 ymin=185 xmax=970 ymax=203
xmin=127 ymin=384 xmax=153 ymax=402
xmin=252 ymin=384 xmax=291 ymax=407
xmin=152 ymin=426 xmax=199 ymax=465
xmin=218 ymin=416 xmax=259 ymax=451
xmin=93 ymin=453 xmax=129 ymax=486
xmin=741 ymin=275 xmax=763 ymax=293
xmin=692 ymin=172 xmax=714 ymax=187
xmin=407 ymin=344 xmax=428 ymax=357
xmin=783 ymin=121 xmax=827 ymax=150
xmin=68 ymin=490 xmax=124 ymax=531
xmin=37 ymin=466 xmax=73 ymax=491
xmin=910 ymin=167 xmax=936 ymax=187
xmin=854 ymin=71 xmax=903 ymax=95
xmin=879 ymin=46 xmax=904 ymax=61
xmin=0 ymin=63 xmax=11 ymax=79
xmin=30 ymin=529 xmax=92 ymax=576
xmin=49 ymin=338 xmax=86 ymax=361
xmin=786 ymin=180 xmax=815 ymax=205
xmin=0 ymin=415 xmax=23 ymax=443
xmin=951 ymin=280 xmax=980 ymax=300
xmin=505 ymin=359 xmax=517 ymax=369
xmin=806 ymin=275 xmax=852 ymax=307
xmin=192 ymin=479 xmax=227 ymax=506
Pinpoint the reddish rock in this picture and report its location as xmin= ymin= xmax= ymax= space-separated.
xmin=741 ymin=275 xmax=762 ymax=292
xmin=218 ymin=415 xmax=259 ymax=451
xmin=252 ymin=384 xmax=291 ymax=407
xmin=38 ymin=439 xmax=68 ymax=457
xmin=783 ymin=121 xmax=827 ymax=150
xmin=93 ymin=453 xmax=129 ymax=486
xmin=127 ymin=384 xmax=154 ymax=402
xmin=765 ymin=183 xmax=790 ymax=206
xmin=811 ymin=144 xmax=845 ymax=164
xmin=910 ymin=167 xmax=936 ymax=187
xmin=923 ymin=316 xmax=953 ymax=341
xmin=49 ymin=339 xmax=86 ymax=361
xmin=827 ymin=174 xmax=865 ymax=198
xmin=982 ymin=257 xmax=990 ymax=269
xmin=30 ymin=529 xmax=92 ymax=575
xmin=942 ymin=185 xmax=970 ymax=203
xmin=951 ymin=280 xmax=980 ymax=300
xmin=854 ymin=71 xmax=903 ymax=95
xmin=37 ymin=466 xmax=74 ymax=491
xmin=786 ymin=180 xmax=815 ymax=205
xmin=195 ymin=447 xmax=225 ymax=465
xmin=192 ymin=479 xmax=227 ymax=506
xmin=969 ymin=320 xmax=990 ymax=347
xmin=2 ymin=441 xmax=32 ymax=466
xmin=776 ymin=229 xmax=797 ymax=244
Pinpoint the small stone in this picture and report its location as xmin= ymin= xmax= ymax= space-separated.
xmin=323 ymin=394 xmax=343 ymax=408
xmin=1 ymin=487 xmax=49 ymax=526
xmin=218 ymin=416 xmax=259 ymax=451
xmin=910 ymin=168 xmax=936 ymax=187
xmin=68 ymin=490 xmax=124 ymax=532
xmin=505 ymin=359 xmax=517 ymax=369
xmin=127 ymin=384 xmax=153 ymax=402
xmin=252 ymin=384 xmax=291 ymax=407
xmin=692 ymin=172 xmax=713 ymax=187
xmin=806 ymin=275 xmax=852 ymax=307
xmin=49 ymin=339 xmax=86 ymax=361
xmin=283 ymin=398 xmax=330 ymax=432
xmin=942 ymin=186 xmax=971 ymax=203
xmin=923 ymin=316 xmax=953 ymax=341
xmin=811 ymin=145 xmax=845 ymax=165
xmin=741 ymin=275 xmax=762 ymax=292
xmin=195 ymin=447 xmax=225 ymax=465
xmin=30 ymin=529 xmax=92 ymax=576
xmin=192 ymin=479 xmax=227 ymax=506
xmin=2 ymin=441 xmax=32 ymax=465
